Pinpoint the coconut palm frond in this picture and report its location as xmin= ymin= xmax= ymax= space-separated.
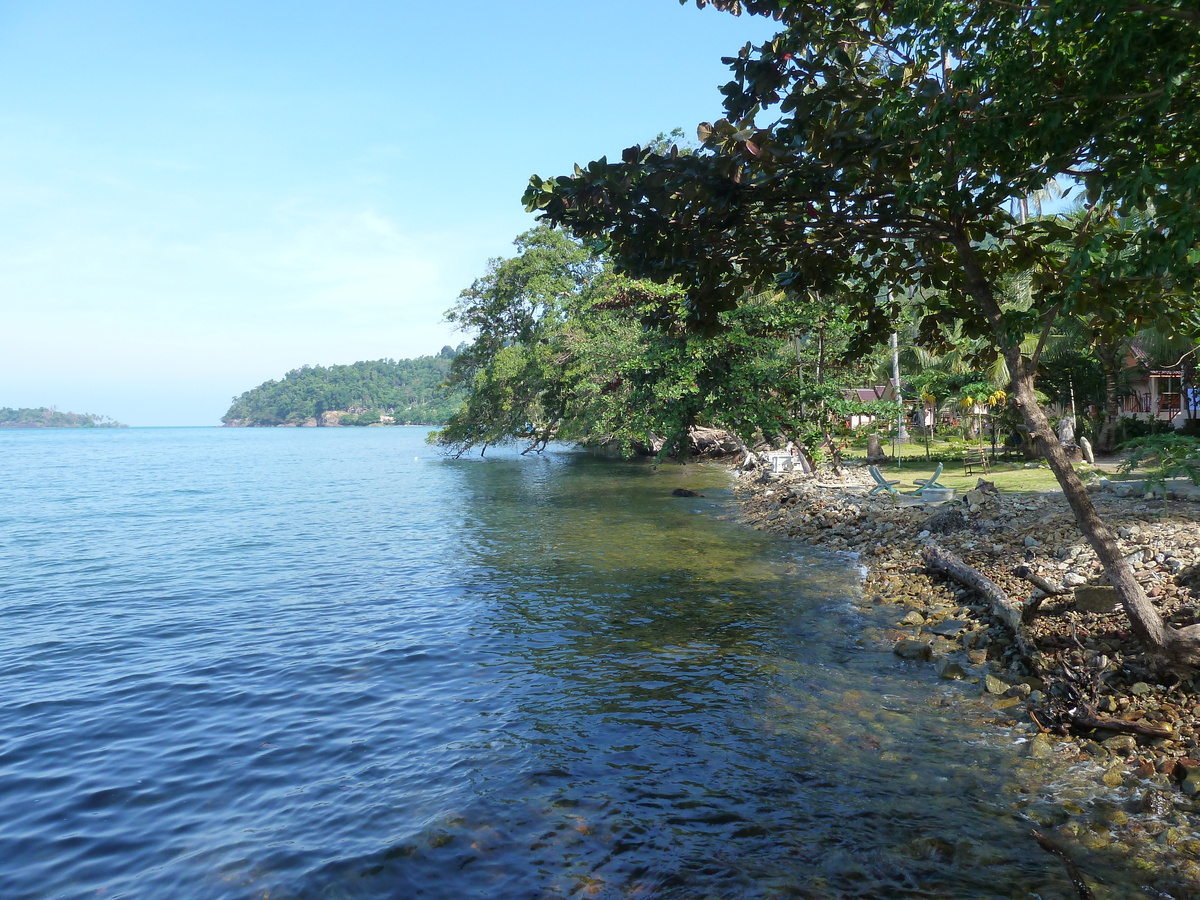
xmin=1132 ymin=327 xmax=1197 ymax=370
xmin=987 ymin=354 xmax=1010 ymax=387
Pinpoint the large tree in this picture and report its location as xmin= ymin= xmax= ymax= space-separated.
xmin=523 ymin=1 xmax=1200 ymax=667
xmin=435 ymin=226 xmax=603 ymax=455
xmin=434 ymin=227 xmax=880 ymax=460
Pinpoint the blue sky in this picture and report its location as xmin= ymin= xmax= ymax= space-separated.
xmin=0 ymin=1 xmax=779 ymax=425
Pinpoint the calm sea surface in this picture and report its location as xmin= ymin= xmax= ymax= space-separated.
xmin=0 ymin=427 xmax=1182 ymax=898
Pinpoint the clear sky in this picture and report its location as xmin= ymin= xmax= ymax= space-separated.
xmin=0 ymin=1 xmax=780 ymax=426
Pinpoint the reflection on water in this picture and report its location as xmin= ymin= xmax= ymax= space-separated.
xmin=0 ymin=431 xmax=1192 ymax=899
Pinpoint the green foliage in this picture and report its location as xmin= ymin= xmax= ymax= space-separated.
xmin=1118 ymin=433 xmax=1200 ymax=511
xmin=525 ymin=2 xmax=1200 ymax=361
xmin=338 ymin=409 xmax=383 ymax=427
xmin=0 ymin=407 xmax=125 ymax=428
xmin=1116 ymin=416 xmax=1175 ymax=443
xmin=677 ymin=1 xmax=1200 ymax=293
xmin=434 ymin=226 xmax=603 ymax=455
xmin=223 ymin=351 xmax=465 ymax=427
xmin=432 ymin=226 xmax=886 ymax=459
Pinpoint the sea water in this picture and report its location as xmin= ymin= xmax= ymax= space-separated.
xmin=0 ymin=427 xmax=1185 ymax=898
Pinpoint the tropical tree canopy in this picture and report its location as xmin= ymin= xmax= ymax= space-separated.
xmin=432 ymin=227 xmax=887 ymax=460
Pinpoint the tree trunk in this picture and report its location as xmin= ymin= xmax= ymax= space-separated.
xmin=955 ymin=237 xmax=1200 ymax=670
xmin=1095 ymin=340 xmax=1122 ymax=453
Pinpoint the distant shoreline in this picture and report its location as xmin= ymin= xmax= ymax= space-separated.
xmin=0 ymin=407 xmax=127 ymax=429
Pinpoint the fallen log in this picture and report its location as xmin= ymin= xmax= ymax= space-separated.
xmin=922 ymin=547 xmax=1034 ymax=658
xmin=1068 ymin=712 xmax=1173 ymax=739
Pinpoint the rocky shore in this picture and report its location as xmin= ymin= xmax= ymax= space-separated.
xmin=735 ymin=463 xmax=1200 ymax=886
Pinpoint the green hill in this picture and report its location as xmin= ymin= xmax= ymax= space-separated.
xmin=0 ymin=407 xmax=126 ymax=428
xmin=222 ymin=348 xmax=467 ymax=427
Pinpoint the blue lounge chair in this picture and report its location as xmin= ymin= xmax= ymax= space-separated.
xmin=911 ymin=463 xmax=948 ymax=496
xmin=868 ymin=465 xmax=900 ymax=495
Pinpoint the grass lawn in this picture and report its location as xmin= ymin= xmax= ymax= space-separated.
xmin=843 ymin=437 xmax=1123 ymax=495
xmin=872 ymin=457 xmax=1069 ymax=494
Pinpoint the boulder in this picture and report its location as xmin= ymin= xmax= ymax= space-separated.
xmin=1029 ymin=733 xmax=1056 ymax=759
xmin=894 ymin=640 xmax=933 ymax=662
xmin=961 ymin=482 xmax=999 ymax=513
xmin=1102 ymin=734 xmax=1139 ymax=757
xmin=937 ymin=658 xmax=969 ymax=680
xmin=1074 ymin=585 xmax=1120 ymax=614
xmin=1079 ymin=436 xmax=1095 ymax=465
xmin=984 ymin=674 xmax=1010 ymax=695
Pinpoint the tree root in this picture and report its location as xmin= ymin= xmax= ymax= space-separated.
xmin=1014 ymin=564 xmax=1068 ymax=597
xmin=1014 ymin=564 xmax=1068 ymax=621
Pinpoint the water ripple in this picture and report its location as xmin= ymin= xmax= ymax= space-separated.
xmin=0 ymin=429 xmax=1190 ymax=899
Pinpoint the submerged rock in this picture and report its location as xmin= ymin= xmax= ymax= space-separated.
xmin=937 ymin=658 xmax=969 ymax=680
xmin=893 ymin=640 xmax=933 ymax=662
xmin=1029 ymin=733 xmax=1056 ymax=759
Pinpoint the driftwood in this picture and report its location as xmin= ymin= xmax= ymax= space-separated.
xmin=923 ymin=549 xmax=1174 ymax=744
xmin=1012 ymin=564 xmax=1068 ymax=621
xmin=1014 ymin=564 xmax=1069 ymax=596
xmin=1033 ymin=831 xmax=1095 ymax=900
xmin=1068 ymin=712 xmax=1173 ymax=739
xmin=923 ymin=547 xmax=1035 ymax=659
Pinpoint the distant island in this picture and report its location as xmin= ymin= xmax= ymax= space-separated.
xmin=0 ymin=407 xmax=127 ymax=428
xmin=222 ymin=349 xmax=466 ymax=427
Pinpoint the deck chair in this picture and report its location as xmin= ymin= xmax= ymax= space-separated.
xmin=868 ymin=465 xmax=900 ymax=495
xmin=911 ymin=462 xmax=949 ymax=496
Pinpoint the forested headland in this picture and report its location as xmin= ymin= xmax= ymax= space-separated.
xmin=0 ymin=407 xmax=126 ymax=428
xmin=222 ymin=350 xmax=466 ymax=427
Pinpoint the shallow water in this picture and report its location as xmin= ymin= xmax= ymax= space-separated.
xmin=0 ymin=427 xmax=1190 ymax=898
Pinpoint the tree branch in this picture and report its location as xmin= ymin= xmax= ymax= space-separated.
xmin=1033 ymin=831 xmax=1096 ymax=900
xmin=1028 ymin=302 xmax=1062 ymax=374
